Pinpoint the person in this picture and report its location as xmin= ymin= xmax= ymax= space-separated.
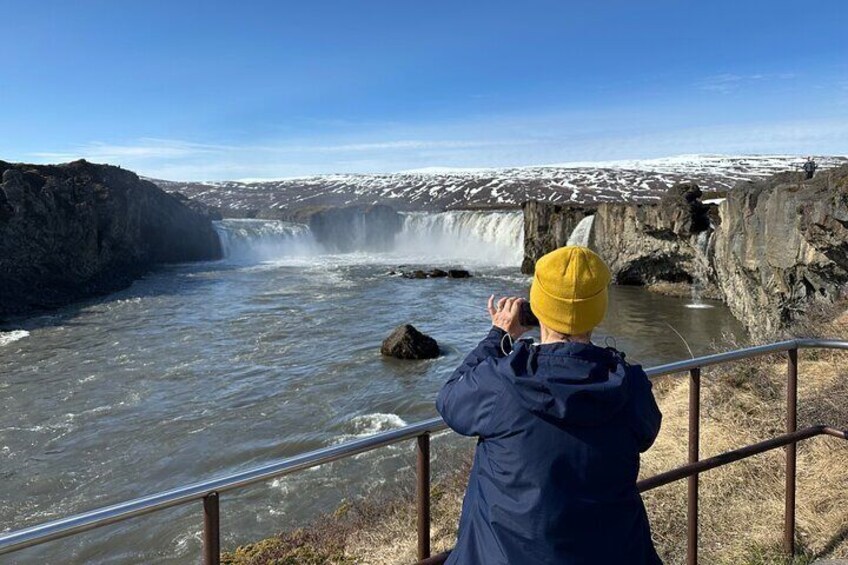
xmin=803 ymin=156 xmax=817 ymax=180
xmin=436 ymin=246 xmax=663 ymax=565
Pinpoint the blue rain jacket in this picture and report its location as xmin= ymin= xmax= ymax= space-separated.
xmin=436 ymin=327 xmax=663 ymax=565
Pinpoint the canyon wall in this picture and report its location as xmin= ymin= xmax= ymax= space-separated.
xmin=523 ymin=167 xmax=848 ymax=339
xmin=713 ymin=170 xmax=848 ymax=338
xmin=0 ymin=160 xmax=222 ymax=318
xmin=521 ymin=201 xmax=594 ymax=274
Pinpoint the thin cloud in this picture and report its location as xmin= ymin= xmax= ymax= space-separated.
xmin=30 ymin=138 xmax=233 ymax=162
xmin=30 ymin=137 xmax=528 ymax=164
xmin=25 ymin=115 xmax=848 ymax=181
xmin=697 ymin=72 xmax=797 ymax=94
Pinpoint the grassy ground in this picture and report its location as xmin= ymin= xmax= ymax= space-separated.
xmin=224 ymin=307 xmax=848 ymax=565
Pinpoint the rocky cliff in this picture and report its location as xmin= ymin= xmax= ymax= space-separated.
xmin=521 ymin=201 xmax=594 ymax=274
xmin=523 ymin=185 xmax=717 ymax=291
xmin=522 ymin=166 xmax=848 ymax=339
xmin=713 ymin=168 xmax=848 ymax=338
xmin=0 ymin=160 xmax=222 ymax=318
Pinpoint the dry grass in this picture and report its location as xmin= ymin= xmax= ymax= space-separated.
xmin=225 ymin=306 xmax=848 ymax=564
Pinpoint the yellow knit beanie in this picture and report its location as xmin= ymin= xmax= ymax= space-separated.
xmin=529 ymin=246 xmax=612 ymax=335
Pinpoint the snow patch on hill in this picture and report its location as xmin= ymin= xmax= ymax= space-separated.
xmin=151 ymin=154 xmax=847 ymax=213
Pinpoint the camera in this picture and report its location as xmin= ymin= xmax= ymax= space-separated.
xmin=519 ymin=300 xmax=539 ymax=327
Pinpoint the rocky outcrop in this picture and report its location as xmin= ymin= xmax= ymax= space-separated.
xmin=521 ymin=201 xmax=594 ymax=274
xmin=380 ymin=325 xmax=440 ymax=359
xmin=521 ymin=167 xmax=848 ymax=339
xmin=0 ymin=160 xmax=222 ymax=317
xmin=713 ymin=168 xmax=848 ymax=338
xmin=591 ymin=185 xmax=718 ymax=297
xmin=390 ymin=268 xmax=473 ymax=279
xmin=523 ymin=184 xmax=716 ymax=290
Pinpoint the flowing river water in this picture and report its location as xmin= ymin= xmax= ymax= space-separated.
xmin=0 ymin=212 xmax=744 ymax=564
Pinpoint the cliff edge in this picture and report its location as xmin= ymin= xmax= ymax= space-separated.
xmin=523 ymin=166 xmax=848 ymax=339
xmin=0 ymin=160 xmax=222 ymax=318
xmin=715 ymin=167 xmax=848 ymax=338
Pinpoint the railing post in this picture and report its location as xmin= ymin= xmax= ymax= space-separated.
xmin=688 ymin=367 xmax=701 ymax=565
xmin=203 ymin=492 xmax=220 ymax=565
xmin=784 ymin=348 xmax=798 ymax=556
xmin=417 ymin=433 xmax=431 ymax=561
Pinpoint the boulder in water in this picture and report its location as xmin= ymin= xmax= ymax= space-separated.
xmin=394 ymin=267 xmax=471 ymax=279
xmin=402 ymin=270 xmax=428 ymax=279
xmin=448 ymin=269 xmax=472 ymax=278
xmin=381 ymin=324 xmax=440 ymax=360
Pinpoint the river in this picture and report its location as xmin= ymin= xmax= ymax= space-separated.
xmin=0 ymin=212 xmax=744 ymax=564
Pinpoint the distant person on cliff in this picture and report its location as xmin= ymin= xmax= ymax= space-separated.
xmin=803 ymin=156 xmax=817 ymax=180
xmin=437 ymin=246 xmax=663 ymax=565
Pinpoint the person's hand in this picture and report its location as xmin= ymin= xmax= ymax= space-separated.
xmin=487 ymin=295 xmax=530 ymax=340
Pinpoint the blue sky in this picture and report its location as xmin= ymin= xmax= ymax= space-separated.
xmin=1 ymin=0 xmax=846 ymax=180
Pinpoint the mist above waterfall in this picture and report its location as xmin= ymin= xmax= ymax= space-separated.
xmin=214 ymin=210 xmax=524 ymax=266
xmin=215 ymin=219 xmax=318 ymax=262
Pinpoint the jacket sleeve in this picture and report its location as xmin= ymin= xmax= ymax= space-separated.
xmin=626 ymin=365 xmax=663 ymax=452
xmin=436 ymin=327 xmax=507 ymax=438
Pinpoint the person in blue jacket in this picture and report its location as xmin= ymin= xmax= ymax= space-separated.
xmin=436 ymin=246 xmax=663 ymax=564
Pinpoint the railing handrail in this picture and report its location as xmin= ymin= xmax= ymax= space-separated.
xmin=2 ymin=337 xmax=847 ymax=558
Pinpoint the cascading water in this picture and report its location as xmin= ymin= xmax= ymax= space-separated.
xmin=214 ymin=219 xmax=318 ymax=262
xmin=396 ymin=211 xmax=524 ymax=265
xmin=566 ymin=215 xmax=596 ymax=247
xmin=214 ymin=211 xmax=525 ymax=266
xmin=686 ymin=228 xmax=715 ymax=309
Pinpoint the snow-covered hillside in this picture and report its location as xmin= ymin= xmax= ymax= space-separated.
xmin=152 ymin=154 xmax=847 ymax=213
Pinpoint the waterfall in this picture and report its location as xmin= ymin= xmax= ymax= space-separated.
xmin=214 ymin=219 xmax=318 ymax=262
xmin=566 ymin=215 xmax=595 ymax=247
xmin=396 ymin=211 xmax=524 ymax=265
xmin=213 ymin=211 xmax=525 ymax=266
xmin=685 ymin=228 xmax=715 ymax=309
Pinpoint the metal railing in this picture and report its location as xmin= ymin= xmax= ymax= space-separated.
xmin=1 ymin=338 xmax=847 ymax=565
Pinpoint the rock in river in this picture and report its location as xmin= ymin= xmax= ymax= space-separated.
xmin=447 ymin=269 xmax=472 ymax=278
xmin=381 ymin=324 xmax=440 ymax=360
xmin=393 ymin=267 xmax=472 ymax=279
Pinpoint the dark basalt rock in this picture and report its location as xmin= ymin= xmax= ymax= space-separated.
xmin=521 ymin=201 xmax=595 ymax=274
xmin=524 ymin=183 xmax=719 ymax=293
xmin=394 ymin=267 xmax=471 ymax=279
xmin=447 ymin=269 xmax=472 ymax=278
xmin=403 ymin=270 xmax=428 ymax=279
xmin=659 ymin=181 xmax=711 ymax=236
xmin=713 ymin=164 xmax=848 ymax=338
xmin=0 ymin=160 xmax=222 ymax=317
xmin=521 ymin=164 xmax=848 ymax=339
xmin=381 ymin=324 xmax=440 ymax=360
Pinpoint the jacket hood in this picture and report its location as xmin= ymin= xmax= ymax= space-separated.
xmin=500 ymin=340 xmax=630 ymax=426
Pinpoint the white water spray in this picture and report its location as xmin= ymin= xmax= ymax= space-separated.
xmin=685 ymin=229 xmax=715 ymax=309
xmin=214 ymin=219 xmax=318 ymax=262
xmin=214 ymin=211 xmax=525 ymax=266
xmin=395 ymin=211 xmax=524 ymax=265
xmin=0 ymin=330 xmax=29 ymax=347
